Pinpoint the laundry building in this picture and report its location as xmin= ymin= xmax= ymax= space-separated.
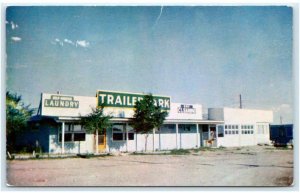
xmin=23 ymin=90 xmax=273 ymax=154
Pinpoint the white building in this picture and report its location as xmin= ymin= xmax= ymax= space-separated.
xmin=208 ymin=108 xmax=273 ymax=147
xmin=24 ymin=90 xmax=273 ymax=154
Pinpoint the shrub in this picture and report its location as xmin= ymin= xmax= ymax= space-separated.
xmin=170 ymin=149 xmax=190 ymax=155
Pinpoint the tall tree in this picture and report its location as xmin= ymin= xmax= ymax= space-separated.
xmin=132 ymin=94 xmax=168 ymax=151
xmin=6 ymin=91 xmax=34 ymax=152
xmin=81 ymin=106 xmax=112 ymax=153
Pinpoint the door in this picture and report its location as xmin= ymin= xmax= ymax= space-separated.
xmin=209 ymin=126 xmax=217 ymax=147
xmin=98 ymin=130 xmax=106 ymax=152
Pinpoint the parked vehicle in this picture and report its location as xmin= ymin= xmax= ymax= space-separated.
xmin=270 ymin=124 xmax=293 ymax=147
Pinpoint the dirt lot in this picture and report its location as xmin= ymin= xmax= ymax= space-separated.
xmin=6 ymin=146 xmax=293 ymax=187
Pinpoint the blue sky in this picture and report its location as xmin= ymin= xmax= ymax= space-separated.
xmin=6 ymin=6 xmax=293 ymax=124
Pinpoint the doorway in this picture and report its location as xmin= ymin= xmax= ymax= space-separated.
xmin=98 ymin=130 xmax=106 ymax=152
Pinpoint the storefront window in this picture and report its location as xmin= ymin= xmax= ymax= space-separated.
xmin=59 ymin=123 xmax=86 ymax=142
xmin=112 ymin=124 xmax=134 ymax=141
xmin=217 ymin=125 xmax=224 ymax=137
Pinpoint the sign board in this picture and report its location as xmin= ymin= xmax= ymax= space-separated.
xmin=97 ymin=90 xmax=171 ymax=110
xmin=177 ymin=104 xmax=196 ymax=114
xmin=167 ymin=103 xmax=203 ymax=120
xmin=41 ymin=93 xmax=96 ymax=117
xmin=44 ymin=95 xmax=79 ymax=108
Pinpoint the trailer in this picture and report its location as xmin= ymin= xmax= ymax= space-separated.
xmin=270 ymin=124 xmax=293 ymax=147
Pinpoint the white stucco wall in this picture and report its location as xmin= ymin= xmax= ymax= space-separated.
xmin=208 ymin=108 xmax=273 ymax=147
xmin=223 ymin=108 xmax=273 ymax=123
xmin=49 ymin=132 xmax=94 ymax=154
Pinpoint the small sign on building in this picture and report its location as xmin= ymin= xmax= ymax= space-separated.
xmin=178 ymin=104 xmax=196 ymax=114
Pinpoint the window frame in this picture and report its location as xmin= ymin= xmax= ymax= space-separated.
xmin=58 ymin=123 xmax=86 ymax=142
xmin=112 ymin=124 xmax=135 ymax=141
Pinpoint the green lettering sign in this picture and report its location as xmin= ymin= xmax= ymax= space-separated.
xmin=97 ymin=91 xmax=170 ymax=110
xmin=44 ymin=95 xmax=79 ymax=108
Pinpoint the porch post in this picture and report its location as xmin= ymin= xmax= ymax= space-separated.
xmin=175 ymin=123 xmax=179 ymax=149
xmin=196 ymin=124 xmax=199 ymax=148
xmin=216 ymin=124 xmax=219 ymax=147
xmin=96 ymin=129 xmax=98 ymax=154
xmin=153 ymin=128 xmax=155 ymax=152
xmin=61 ymin=122 xmax=65 ymax=154
xmin=126 ymin=123 xmax=128 ymax=152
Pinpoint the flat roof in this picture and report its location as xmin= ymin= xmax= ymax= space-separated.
xmin=53 ymin=117 xmax=224 ymax=125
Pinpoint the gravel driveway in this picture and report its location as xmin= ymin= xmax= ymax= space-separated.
xmin=6 ymin=146 xmax=293 ymax=187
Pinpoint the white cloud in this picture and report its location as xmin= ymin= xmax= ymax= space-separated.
xmin=10 ymin=21 xmax=19 ymax=30
xmin=64 ymin=39 xmax=75 ymax=45
xmin=154 ymin=6 xmax=164 ymax=27
xmin=76 ymin=40 xmax=90 ymax=48
xmin=272 ymin=104 xmax=291 ymax=112
xmin=280 ymin=104 xmax=290 ymax=109
xmin=11 ymin=36 xmax=22 ymax=42
xmin=8 ymin=64 xmax=27 ymax=69
xmin=52 ymin=38 xmax=90 ymax=48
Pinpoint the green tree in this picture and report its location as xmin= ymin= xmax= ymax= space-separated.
xmin=132 ymin=94 xmax=168 ymax=152
xmin=80 ymin=106 xmax=112 ymax=153
xmin=6 ymin=91 xmax=34 ymax=153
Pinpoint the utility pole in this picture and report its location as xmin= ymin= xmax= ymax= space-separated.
xmin=239 ymin=94 xmax=242 ymax=109
xmin=280 ymin=116 xmax=283 ymax=124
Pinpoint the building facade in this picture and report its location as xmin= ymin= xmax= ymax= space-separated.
xmin=23 ymin=90 xmax=273 ymax=154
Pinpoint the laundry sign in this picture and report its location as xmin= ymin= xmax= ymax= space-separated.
xmin=44 ymin=95 xmax=79 ymax=108
xmin=97 ymin=90 xmax=170 ymax=110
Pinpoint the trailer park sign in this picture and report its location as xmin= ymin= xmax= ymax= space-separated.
xmin=97 ymin=90 xmax=171 ymax=110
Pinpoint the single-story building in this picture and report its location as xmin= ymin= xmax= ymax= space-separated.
xmin=19 ymin=90 xmax=273 ymax=154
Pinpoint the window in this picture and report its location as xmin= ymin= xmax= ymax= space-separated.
xmin=127 ymin=133 xmax=135 ymax=140
xmin=74 ymin=133 xmax=86 ymax=141
xmin=159 ymin=124 xmax=176 ymax=134
xmin=179 ymin=124 xmax=196 ymax=133
xmin=112 ymin=124 xmax=135 ymax=141
xmin=112 ymin=126 xmax=124 ymax=141
xmin=59 ymin=123 xmax=86 ymax=142
xmin=241 ymin=124 xmax=254 ymax=135
xmin=224 ymin=124 xmax=239 ymax=135
xmin=217 ymin=125 xmax=224 ymax=137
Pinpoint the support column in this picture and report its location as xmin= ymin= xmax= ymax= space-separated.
xmin=135 ymin=133 xmax=138 ymax=152
xmin=61 ymin=122 xmax=65 ymax=154
xmin=176 ymin=124 xmax=179 ymax=149
xmin=126 ymin=123 xmax=129 ymax=152
xmin=153 ymin=128 xmax=155 ymax=152
xmin=196 ymin=124 xmax=199 ymax=148
xmin=216 ymin=125 xmax=219 ymax=148
xmin=96 ymin=129 xmax=98 ymax=154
